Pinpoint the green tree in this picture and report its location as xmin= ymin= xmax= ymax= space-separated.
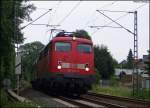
xmin=112 ymin=58 xmax=120 ymax=68
xmin=73 ymin=29 xmax=91 ymax=40
xmin=94 ymin=45 xmax=115 ymax=79
xmin=126 ymin=49 xmax=133 ymax=69
xmin=19 ymin=41 xmax=45 ymax=81
xmin=119 ymin=60 xmax=127 ymax=69
xmin=0 ymin=0 xmax=36 ymax=87
xmin=94 ymin=68 xmax=101 ymax=84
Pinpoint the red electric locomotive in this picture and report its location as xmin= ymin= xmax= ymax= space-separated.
xmin=32 ymin=32 xmax=95 ymax=95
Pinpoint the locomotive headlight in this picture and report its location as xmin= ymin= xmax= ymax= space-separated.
xmin=57 ymin=65 xmax=62 ymax=69
xmin=57 ymin=61 xmax=62 ymax=69
xmin=85 ymin=67 xmax=89 ymax=71
xmin=72 ymin=36 xmax=76 ymax=40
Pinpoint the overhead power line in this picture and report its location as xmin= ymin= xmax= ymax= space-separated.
xmin=45 ymin=1 xmax=62 ymax=41
xmin=91 ymin=13 xmax=130 ymax=35
xmin=134 ymin=3 xmax=148 ymax=10
xmin=91 ymin=3 xmax=148 ymax=35
xmin=96 ymin=10 xmax=133 ymax=13
xmin=36 ymin=8 xmax=51 ymax=10
xmin=96 ymin=10 xmax=134 ymax=35
xmin=57 ymin=1 xmax=81 ymax=25
xmin=101 ymin=1 xmax=117 ymax=8
xmin=82 ymin=1 xmax=117 ymax=29
xmin=31 ymin=24 xmax=60 ymax=27
xmin=21 ymin=9 xmax=52 ymax=30
xmin=99 ymin=3 xmax=147 ymax=13
xmin=47 ymin=1 xmax=62 ymax=25
xmin=90 ymin=25 xmax=122 ymax=28
xmin=45 ymin=1 xmax=62 ymax=43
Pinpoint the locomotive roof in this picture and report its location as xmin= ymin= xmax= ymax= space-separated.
xmin=51 ymin=36 xmax=93 ymax=44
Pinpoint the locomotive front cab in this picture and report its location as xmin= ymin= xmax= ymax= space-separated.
xmin=32 ymin=34 xmax=95 ymax=95
xmin=51 ymin=37 xmax=94 ymax=75
xmin=49 ymin=36 xmax=95 ymax=94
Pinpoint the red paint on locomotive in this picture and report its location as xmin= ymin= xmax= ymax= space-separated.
xmin=32 ymin=34 xmax=95 ymax=94
xmin=36 ymin=36 xmax=94 ymax=77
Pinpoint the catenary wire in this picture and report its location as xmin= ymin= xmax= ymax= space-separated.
xmin=44 ymin=1 xmax=62 ymax=43
xmin=21 ymin=9 xmax=52 ymax=29
xmin=46 ymin=1 xmax=81 ymax=35
xmin=47 ymin=1 xmax=62 ymax=25
xmin=91 ymin=13 xmax=130 ymax=35
xmin=57 ymin=1 xmax=81 ymax=25
xmin=82 ymin=1 xmax=117 ymax=30
xmin=91 ymin=3 xmax=148 ymax=35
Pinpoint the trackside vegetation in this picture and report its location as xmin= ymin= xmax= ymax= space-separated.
xmin=0 ymin=0 xmax=36 ymax=107
xmin=92 ymin=84 xmax=132 ymax=97
xmin=0 ymin=88 xmax=39 ymax=108
xmin=92 ymin=85 xmax=150 ymax=101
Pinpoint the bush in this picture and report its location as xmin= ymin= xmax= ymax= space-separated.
xmin=110 ymin=76 xmax=119 ymax=86
xmin=93 ymin=68 xmax=101 ymax=84
xmin=133 ymin=88 xmax=150 ymax=101
xmin=92 ymin=84 xmax=132 ymax=97
xmin=92 ymin=84 xmax=150 ymax=101
xmin=0 ymin=88 xmax=8 ymax=106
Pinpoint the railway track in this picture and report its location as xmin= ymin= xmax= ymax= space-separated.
xmin=82 ymin=92 xmax=150 ymax=108
xmin=21 ymin=88 xmax=111 ymax=107
xmin=20 ymin=88 xmax=105 ymax=107
xmin=58 ymin=96 xmax=105 ymax=107
xmin=80 ymin=96 xmax=126 ymax=108
xmin=19 ymin=88 xmax=149 ymax=108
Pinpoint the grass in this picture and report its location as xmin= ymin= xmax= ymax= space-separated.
xmin=92 ymin=84 xmax=132 ymax=97
xmin=92 ymin=84 xmax=150 ymax=101
xmin=134 ymin=88 xmax=150 ymax=101
xmin=3 ymin=101 xmax=39 ymax=108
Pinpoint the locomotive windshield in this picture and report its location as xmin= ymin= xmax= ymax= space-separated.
xmin=77 ymin=44 xmax=92 ymax=53
xmin=55 ymin=42 xmax=71 ymax=52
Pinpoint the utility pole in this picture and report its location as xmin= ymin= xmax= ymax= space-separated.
xmin=133 ymin=11 xmax=139 ymax=96
xmin=14 ymin=1 xmax=20 ymax=95
xmin=94 ymin=10 xmax=139 ymax=97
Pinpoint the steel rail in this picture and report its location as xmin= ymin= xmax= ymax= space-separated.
xmin=88 ymin=92 xmax=149 ymax=104
xmin=58 ymin=96 xmax=93 ymax=108
xmin=87 ymin=92 xmax=150 ymax=108
xmin=81 ymin=95 xmax=126 ymax=108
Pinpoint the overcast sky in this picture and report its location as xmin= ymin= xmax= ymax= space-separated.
xmin=21 ymin=1 xmax=149 ymax=62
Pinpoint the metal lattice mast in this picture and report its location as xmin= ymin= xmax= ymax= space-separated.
xmin=133 ymin=11 xmax=139 ymax=96
xmin=93 ymin=10 xmax=140 ymax=96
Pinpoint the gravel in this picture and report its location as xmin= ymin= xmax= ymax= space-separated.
xmin=20 ymin=88 xmax=76 ymax=107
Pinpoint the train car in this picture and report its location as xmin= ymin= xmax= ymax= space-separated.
xmin=32 ymin=32 xmax=95 ymax=95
